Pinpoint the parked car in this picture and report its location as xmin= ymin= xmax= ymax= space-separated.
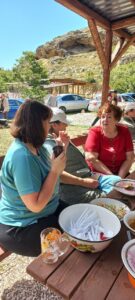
xmin=88 ymin=93 xmax=135 ymax=112
xmin=120 ymin=93 xmax=135 ymax=100
xmin=88 ymin=98 xmax=101 ymax=112
xmin=47 ymin=94 xmax=90 ymax=112
xmin=118 ymin=93 xmax=135 ymax=102
xmin=0 ymin=98 xmax=24 ymax=119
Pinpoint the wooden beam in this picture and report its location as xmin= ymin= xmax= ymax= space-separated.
xmin=104 ymin=29 xmax=113 ymax=66
xmin=112 ymin=16 xmax=135 ymax=30
xmin=102 ymin=29 xmax=113 ymax=104
xmin=55 ymin=0 xmax=110 ymax=30
xmin=114 ymin=29 xmax=132 ymax=40
xmin=88 ymin=19 xmax=107 ymax=69
xmin=110 ymin=36 xmax=135 ymax=70
xmin=111 ymin=38 xmax=125 ymax=62
xmin=115 ymin=30 xmax=135 ymax=46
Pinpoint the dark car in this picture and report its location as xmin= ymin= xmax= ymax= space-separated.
xmin=0 ymin=98 xmax=24 ymax=119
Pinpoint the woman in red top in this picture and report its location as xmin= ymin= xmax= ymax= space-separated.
xmin=85 ymin=103 xmax=134 ymax=178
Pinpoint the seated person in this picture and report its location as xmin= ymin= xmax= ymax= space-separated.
xmin=85 ymin=103 xmax=134 ymax=178
xmin=120 ymin=102 xmax=135 ymax=140
xmin=44 ymin=108 xmax=121 ymax=205
xmin=0 ymin=100 xmax=68 ymax=257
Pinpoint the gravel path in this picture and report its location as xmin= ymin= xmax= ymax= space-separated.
xmin=68 ymin=111 xmax=97 ymax=126
xmin=0 ymin=253 xmax=63 ymax=300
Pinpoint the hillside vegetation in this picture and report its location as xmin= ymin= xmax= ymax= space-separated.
xmin=0 ymin=28 xmax=135 ymax=96
xmin=36 ymin=28 xmax=135 ymax=92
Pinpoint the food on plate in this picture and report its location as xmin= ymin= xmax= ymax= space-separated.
xmin=95 ymin=203 xmax=127 ymax=219
xmin=128 ymin=219 xmax=135 ymax=230
xmin=124 ymin=183 xmax=134 ymax=190
xmin=127 ymin=245 xmax=135 ymax=273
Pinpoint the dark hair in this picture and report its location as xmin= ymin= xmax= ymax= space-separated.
xmin=10 ymin=100 xmax=52 ymax=147
xmin=98 ymin=102 xmax=122 ymax=121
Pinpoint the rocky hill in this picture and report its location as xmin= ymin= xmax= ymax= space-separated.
xmin=36 ymin=27 xmax=135 ymax=81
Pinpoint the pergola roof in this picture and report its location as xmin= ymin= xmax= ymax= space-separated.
xmin=50 ymin=78 xmax=88 ymax=85
xmin=56 ymin=0 xmax=135 ymax=41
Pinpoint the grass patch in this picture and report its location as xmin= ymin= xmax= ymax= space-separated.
xmin=0 ymin=125 xmax=89 ymax=156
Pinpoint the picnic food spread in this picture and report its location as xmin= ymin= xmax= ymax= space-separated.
xmin=95 ymin=203 xmax=127 ymax=219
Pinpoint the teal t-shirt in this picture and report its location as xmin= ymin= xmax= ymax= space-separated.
xmin=0 ymin=139 xmax=59 ymax=227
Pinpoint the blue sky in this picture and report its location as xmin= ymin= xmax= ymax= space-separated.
xmin=0 ymin=0 xmax=87 ymax=70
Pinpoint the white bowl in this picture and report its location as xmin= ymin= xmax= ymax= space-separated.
xmin=59 ymin=204 xmax=121 ymax=253
xmin=123 ymin=211 xmax=135 ymax=235
xmin=121 ymin=239 xmax=135 ymax=280
xmin=90 ymin=198 xmax=130 ymax=221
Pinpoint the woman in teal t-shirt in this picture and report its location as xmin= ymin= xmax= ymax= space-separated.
xmin=0 ymin=100 xmax=67 ymax=256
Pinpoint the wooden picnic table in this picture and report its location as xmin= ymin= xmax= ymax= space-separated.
xmin=27 ymin=171 xmax=135 ymax=300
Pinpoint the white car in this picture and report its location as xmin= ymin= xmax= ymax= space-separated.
xmin=88 ymin=93 xmax=135 ymax=112
xmin=47 ymin=93 xmax=90 ymax=113
xmin=88 ymin=99 xmax=101 ymax=112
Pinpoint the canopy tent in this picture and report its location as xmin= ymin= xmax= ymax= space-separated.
xmin=55 ymin=0 xmax=135 ymax=103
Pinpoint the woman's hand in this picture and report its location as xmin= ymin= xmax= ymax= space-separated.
xmin=85 ymin=151 xmax=113 ymax=175
xmin=51 ymin=151 xmax=66 ymax=175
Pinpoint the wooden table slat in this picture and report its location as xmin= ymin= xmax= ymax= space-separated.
xmin=107 ymin=268 xmax=135 ymax=300
xmin=47 ymin=249 xmax=101 ymax=299
xmin=26 ymin=247 xmax=73 ymax=283
xmin=71 ymin=228 xmax=127 ymax=300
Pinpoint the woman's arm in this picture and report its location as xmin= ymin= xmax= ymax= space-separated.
xmin=85 ymin=151 xmax=113 ymax=175
xmin=60 ymin=171 xmax=99 ymax=188
xmin=21 ymin=152 xmax=66 ymax=213
xmin=118 ymin=151 xmax=134 ymax=178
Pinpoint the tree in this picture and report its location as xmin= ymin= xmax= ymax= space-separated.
xmin=110 ymin=62 xmax=135 ymax=93
xmin=0 ymin=69 xmax=14 ymax=93
xmin=85 ymin=71 xmax=96 ymax=83
xmin=13 ymin=51 xmax=48 ymax=100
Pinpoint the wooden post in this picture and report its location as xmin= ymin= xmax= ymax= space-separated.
xmin=88 ymin=20 xmax=112 ymax=104
xmin=102 ymin=29 xmax=112 ymax=103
